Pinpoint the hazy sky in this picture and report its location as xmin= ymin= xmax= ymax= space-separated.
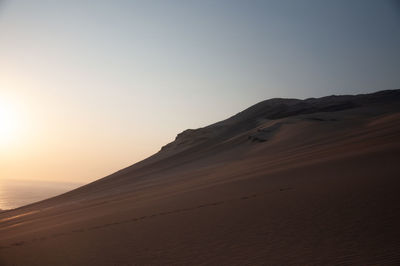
xmin=1 ymin=0 xmax=399 ymax=183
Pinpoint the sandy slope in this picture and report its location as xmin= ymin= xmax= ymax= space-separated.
xmin=1 ymin=90 xmax=400 ymax=265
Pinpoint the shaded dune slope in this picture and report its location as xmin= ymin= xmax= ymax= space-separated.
xmin=1 ymin=90 xmax=400 ymax=265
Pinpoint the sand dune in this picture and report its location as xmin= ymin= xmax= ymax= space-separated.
xmin=1 ymin=90 xmax=400 ymax=265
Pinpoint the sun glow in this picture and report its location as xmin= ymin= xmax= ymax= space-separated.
xmin=0 ymin=100 xmax=22 ymax=146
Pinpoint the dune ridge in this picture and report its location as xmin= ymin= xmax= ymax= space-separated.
xmin=1 ymin=89 xmax=400 ymax=265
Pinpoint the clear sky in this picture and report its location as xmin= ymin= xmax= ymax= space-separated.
xmin=1 ymin=0 xmax=399 ymax=183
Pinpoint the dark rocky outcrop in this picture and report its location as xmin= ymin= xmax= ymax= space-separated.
xmin=161 ymin=90 xmax=400 ymax=153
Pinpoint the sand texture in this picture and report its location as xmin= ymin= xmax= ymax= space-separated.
xmin=1 ymin=90 xmax=400 ymax=265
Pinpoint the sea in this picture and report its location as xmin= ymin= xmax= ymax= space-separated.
xmin=0 ymin=179 xmax=83 ymax=210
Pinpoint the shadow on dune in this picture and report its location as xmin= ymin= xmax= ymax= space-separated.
xmin=1 ymin=89 xmax=400 ymax=265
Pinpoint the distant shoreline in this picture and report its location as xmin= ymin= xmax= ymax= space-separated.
xmin=0 ymin=179 xmax=84 ymax=210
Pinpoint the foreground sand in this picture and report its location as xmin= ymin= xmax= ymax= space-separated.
xmin=1 ymin=90 xmax=400 ymax=265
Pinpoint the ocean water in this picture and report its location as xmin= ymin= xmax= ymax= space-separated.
xmin=0 ymin=179 xmax=83 ymax=210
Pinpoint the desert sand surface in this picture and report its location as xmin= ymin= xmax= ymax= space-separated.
xmin=1 ymin=90 xmax=400 ymax=265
